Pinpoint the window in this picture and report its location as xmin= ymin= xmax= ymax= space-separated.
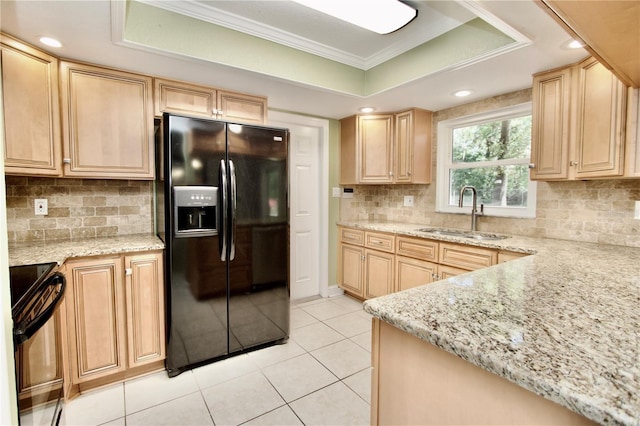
xmin=436 ymin=103 xmax=536 ymax=218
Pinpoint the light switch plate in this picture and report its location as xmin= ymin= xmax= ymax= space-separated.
xmin=332 ymin=187 xmax=341 ymax=198
xmin=404 ymin=195 xmax=414 ymax=207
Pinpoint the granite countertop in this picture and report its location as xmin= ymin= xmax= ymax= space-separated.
xmin=343 ymin=221 xmax=640 ymax=425
xmin=8 ymin=234 xmax=165 ymax=267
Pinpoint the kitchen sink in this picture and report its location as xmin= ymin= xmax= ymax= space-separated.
xmin=415 ymin=227 xmax=509 ymax=241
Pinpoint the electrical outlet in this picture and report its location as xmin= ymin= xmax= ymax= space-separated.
xmin=404 ymin=195 xmax=414 ymax=207
xmin=35 ymin=199 xmax=48 ymax=215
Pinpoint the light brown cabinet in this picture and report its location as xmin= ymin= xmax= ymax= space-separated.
xmin=338 ymin=242 xmax=365 ymax=298
xmin=59 ymin=61 xmax=155 ymax=179
xmin=1 ymin=33 xmax=62 ymax=176
xmin=124 ymin=252 xmax=166 ymax=368
xmin=531 ymin=57 xmax=627 ymax=181
xmin=64 ymin=251 xmax=164 ymax=386
xmin=340 ymin=108 xmax=432 ymax=185
xmin=338 ymin=228 xmax=396 ymax=299
xmin=154 ymin=78 xmax=267 ymax=124
xmin=395 ymin=255 xmax=437 ymax=292
xmin=337 ymin=227 xmax=529 ymax=299
xmin=364 ymin=249 xmax=395 ymax=299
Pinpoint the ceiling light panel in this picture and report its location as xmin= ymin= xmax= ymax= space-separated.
xmin=291 ymin=0 xmax=417 ymax=34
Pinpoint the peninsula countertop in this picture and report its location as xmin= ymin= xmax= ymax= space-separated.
xmin=8 ymin=234 xmax=165 ymax=267
xmin=340 ymin=221 xmax=640 ymax=425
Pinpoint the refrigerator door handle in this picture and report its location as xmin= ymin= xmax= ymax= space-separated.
xmin=229 ymin=159 xmax=237 ymax=261
xmin=220 ymin=159 xmax=228 ymax=261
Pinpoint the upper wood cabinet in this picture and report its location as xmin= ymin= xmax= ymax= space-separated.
xmin=624 ymin=88 xmax=640 ymax=177
xmin=340 ymin=108 xmax=432 ymax=185
xmin=531 ymin=57 xmax=627 ymax=181
xmin=59 ymin=61 xmax=155 ymax=179
xmin=1 ymin=33 xmax=62 ymax=176
xmin=154 ymin=78 xmax=267 ymax=124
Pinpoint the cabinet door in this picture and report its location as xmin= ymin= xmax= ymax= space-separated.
xmin=66 ymin=257 xmax=126 ymax=383
xmin=364 ymin=249 xmax=394 ymax=299
xmin=574 ymin=58 xmax=626 ymax=178
xmin=438 ymin=264 xmax=469 ymax=280
xmin=218 ymin=91 xmax=267 ymax=124
xmin=530 ymin=67 xmax=571 ymax=180
xmin=359 ymin=115 xmax=394 ymax=183
xmin=1 ymin=35 xmax=62 ymax=176
xmin=395 ymin=256 xmax=436 ymax=292
xmin=338 ymin=243 xmax=364 ymax=297
xmin=125 ymin=252 xmax=165 ymax=368
xmin=60 ymin=61 xmax=154 ymax=179
xmin=154 ymin=78 xmax=217 ymax=118
xmin=394 ymin=109 xmax=432 ymax=184
xmin=624 ymin=88 xmax=639 ymax=177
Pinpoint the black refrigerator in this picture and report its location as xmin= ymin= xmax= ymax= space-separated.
xmin=157 ymin=113 xmax=290 ymax=377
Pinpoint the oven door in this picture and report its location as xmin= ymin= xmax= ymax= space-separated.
xmin=13 ymin=272 xmax=66 ymax=426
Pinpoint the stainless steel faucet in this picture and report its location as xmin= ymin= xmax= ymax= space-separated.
xmin=458 ymin=185 xmax=483 ymax=232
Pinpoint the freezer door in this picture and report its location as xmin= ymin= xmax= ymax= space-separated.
xmin=226 ymin=124 xmax=290 ymax=353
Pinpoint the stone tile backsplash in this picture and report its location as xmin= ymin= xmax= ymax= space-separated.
xmin=340 ymin=89 xmax=640 ymax=248
xmin=5 ymin=176 xmax=153 ymax=243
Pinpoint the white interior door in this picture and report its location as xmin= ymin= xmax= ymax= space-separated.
xmin=269 ymin=112 xmax=328 ymax=300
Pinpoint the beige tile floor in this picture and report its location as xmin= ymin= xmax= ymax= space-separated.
xmin=61 ymin=295 xmax=372 ymax=426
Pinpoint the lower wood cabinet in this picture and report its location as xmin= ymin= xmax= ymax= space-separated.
xmin=338 ymin=243 xmax=365 ymax=298
xmin=395 ymin=255 xmax=436 ymax=292
xmin=338 ymin=226 xmax=531 ymax=300
xmin=364 ymin=249 xmax=394 ymax=299
xmin=64 ymin=251 xmax=164 ymax=386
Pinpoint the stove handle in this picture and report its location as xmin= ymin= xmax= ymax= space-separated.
xmin=13 ymin=273 xmax=66 ymax=345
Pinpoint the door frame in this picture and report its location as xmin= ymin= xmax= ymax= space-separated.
xmin=269 ymin=111 xmax=329 ymax=298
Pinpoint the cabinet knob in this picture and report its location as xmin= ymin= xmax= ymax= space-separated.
xmin=570 ymin=160 xmax=578 ymax=166
xmin=125 ymin=268 xmax=133 ymax=276
xmin=528 ymin=163 xmax=535 ymax=169
xmin=389 ymin=172 xmax=393 ymax=177
xmin=407 ymin=171 xmax=411 ymax=176
xmin=63 ymin=158 xmax=71 ymax=164
xmin=361 ymin=255 xmax=365 ymax=261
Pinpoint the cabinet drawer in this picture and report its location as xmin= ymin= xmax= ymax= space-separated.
xmin=365 ymin=232 xmax=395 ymax=253
xmin=438 ymin=243 xmax=497 ymax=271
xmin=340 ymin=227 xmax=364 ymax=246
xmin=498 ymin=250 xmax=529 ymax=263
xmin=396 ymin=237 xmax=438 ymax=262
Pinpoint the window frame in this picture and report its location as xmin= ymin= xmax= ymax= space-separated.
xmin=436 ymin=102 xmax=536 ymax=219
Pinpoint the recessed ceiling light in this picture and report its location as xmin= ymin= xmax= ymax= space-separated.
xmin=453 ymin=90 xmax=473 ymax=98
xmin=292 ymin=0 xmax=417 ymax=34
xmin=359 ymin=107 xmax=376 ymax=113
xmin=39 ymin=36 xmax=62 ymax=48
xmin=566 ymin=39 xmax=585 ymax=49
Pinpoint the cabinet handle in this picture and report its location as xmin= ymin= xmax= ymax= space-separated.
xmin=570 ymin=160 xmax=578 ymax=166
xmin=389 ymin=172 xmax=393 ymax=177
xmin=125 ymin=268 xmax=133 ymax=276
xmin=408 ymin=171 xmax=411 ymax=176
xmin=528 ymin=163 xmax=535 ymax=169
xmin=63 ymin=158 xmax=71 ymax=164
xmin=361 ymin=255 xmax=365 ymax=261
